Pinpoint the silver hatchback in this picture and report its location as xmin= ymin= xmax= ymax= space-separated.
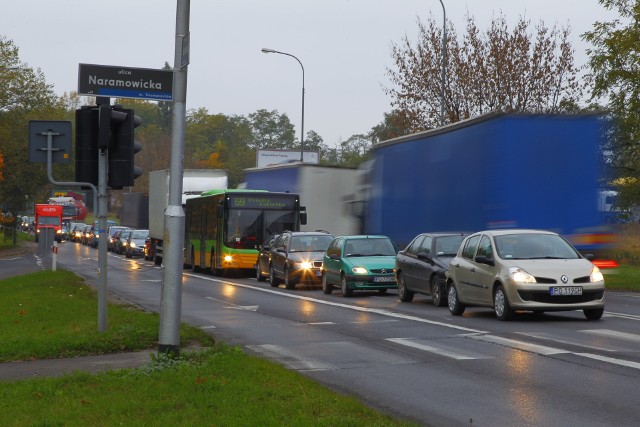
xmin=446 ymin=229 xmax=605 ymax=321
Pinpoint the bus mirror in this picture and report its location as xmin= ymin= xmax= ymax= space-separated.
xmin=216 ymin=205 xmax=223 ymax=218
xmin=300 ymin=207 xmax=307 ymax=225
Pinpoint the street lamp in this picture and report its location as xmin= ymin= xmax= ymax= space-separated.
xmin=437 ymin=0 xmax=446 ymax=127
xmin=261 ymin=48 xmax=305 ymax=162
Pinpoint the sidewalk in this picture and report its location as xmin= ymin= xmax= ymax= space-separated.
xmin=0 ymin=351 xmax=156 ymax=381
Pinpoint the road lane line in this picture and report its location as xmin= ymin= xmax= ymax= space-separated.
xmin=386 ymin=338 xmax=491 ymax=360
xmin=574 ymin=353 xmax=640 ymax=370
xmin=604 ymin=311 xmax=640 ymax=321
xmin=515 ymin=332 xmax=617 ymax=352
xmin=185 ymin=273 xmax=487 ymax=334
xmin=579 ymin=329 xmax=640 ymax=343
xmin=247 ymin=344 xmax=336 ymax=371
xmin=469 ymin=335 xmax=570 ymax=355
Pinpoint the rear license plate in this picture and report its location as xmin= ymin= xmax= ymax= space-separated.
xmin=550 ymin=286 xmax=583 ymax=296
xmin=373 ymin=276 xmax=395 ymax=283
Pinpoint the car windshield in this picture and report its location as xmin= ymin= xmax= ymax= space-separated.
xmin=344 ymin=238 xmax=397 ymax=257
xmin=434 ymin=235 xmax=466 ymax=256
xmin=495 ymin=233 xmax=580 ymax=260
xmin=131 ymin=230 xmax=148 ymax=239
xmin=289 ymin=235 xmax=334 ymax=252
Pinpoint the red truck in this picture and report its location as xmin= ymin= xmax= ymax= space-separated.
xmin=34 ymin=204 xmax=63 ymax=243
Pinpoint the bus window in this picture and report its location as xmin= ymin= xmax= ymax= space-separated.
xmin=225 ymin=210 xmax=261 ymax=249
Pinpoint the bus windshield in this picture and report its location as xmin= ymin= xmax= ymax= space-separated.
xmin=225 ymin=209 xmax=296 ymax=249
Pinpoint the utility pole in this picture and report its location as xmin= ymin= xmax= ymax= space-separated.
xmin=159 ymin=0 xmax=190 ymax=357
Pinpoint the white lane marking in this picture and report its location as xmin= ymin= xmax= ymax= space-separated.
xmin=575 ymin=353 xmax=640 ymax=370
xmin=604 ymin=311 xmax=640 ymax=321
xmin=200 ymin=325 xmax=216 ymax=329
xmin=386 ymin=338 xmax=490 ymax=360
xmin=204 ymin=296 xmax=258 ymax=311
xmin=515 ymin=332 xmax=617 ymax=352
xmin=184 ymin=273 xmax=486 ymax=334
xmin=469 ymin=334 xmax=570 ymax=356
xmin=247 ymin=344 xmax=336 ymax=371
xmin=308 ymin=322 xmax=335 ymax=325
xmin=579 ymin=329 xmax=640 ymax=343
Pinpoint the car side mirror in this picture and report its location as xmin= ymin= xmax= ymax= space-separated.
xmin=417 ymin=252 xmax=432 ymax=262
xmin=475 ymin=255 xmax=495 ymax=266
xmin=584 ymin=253 xmax=595 ymax=261
xmin=330 ymin=253 xmax=340 ymax=260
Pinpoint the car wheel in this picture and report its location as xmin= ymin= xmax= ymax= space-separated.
xmin=269 ymin=265 xmax=280 ymax=287
xmin=494 ymin=284 xmax=514 ymax=321
xmin=322 ymin=273 xmax=333 ymax=294
xmin=431 ymin=276 xmax=447 ymax=307
xmin=397 ymin=272 xmax=414 ymax=302
xmin=584 ymin=307 xmax=604 ymax=321
xmin=341 ymin=274 xmax=353 ymax=297
xmin=448 ymin=284 xmax=465 ymax=315
xmin=284 ymin=266 xmax=296 ymax=290
xmin=256 ymin=263 xmax=266 ymax=282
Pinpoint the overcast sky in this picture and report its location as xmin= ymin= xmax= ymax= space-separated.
xmin=3 ymin=0 xmax=617 ymax=146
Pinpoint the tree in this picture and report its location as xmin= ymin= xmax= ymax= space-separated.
xmin=0 ymin=36 xmax=65 ymax=215
xmin=385 ymin=13 xmax=582 ymax=131
xmin=248 ymin=109 xmax=296 ymax=150
xmin=582 ymin=0 xmax=640 ymax=207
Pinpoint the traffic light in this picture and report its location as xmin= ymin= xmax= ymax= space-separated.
xmin=75 ymin=106 xmax=99 ymax=185
xmin=107 ymin=107 xmax=142 ymax=189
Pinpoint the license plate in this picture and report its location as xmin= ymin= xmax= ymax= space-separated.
xmin=373 ymin=276 xmax=395 ymax=283
xmin=550 ymin=286 xmax=583 ymax=296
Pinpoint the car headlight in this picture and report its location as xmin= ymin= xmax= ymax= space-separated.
xmin=590 ymin=265 xmax=604 ymax=283
xmin=294 ymin=261 xmax=313 ymax=270
xmin=130 ymin=242 xmax=137 ymax=248
xmin=352 ymin=266 xmax=368 ymax=274
xmin=224 ymin=255 xmax=234 ymax=262
xmin=509 ymin=267 xmax=536 ymax=283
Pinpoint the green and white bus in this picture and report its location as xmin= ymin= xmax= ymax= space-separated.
xmin=184 ymin=189 xmax=307 ymax=275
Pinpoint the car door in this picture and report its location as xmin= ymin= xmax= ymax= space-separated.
xmin=323 ymin=237 xmax=343 ymax=285
xmin=450 ymin=234 xmax=482 ymax=303
xmin=398 ymin=234 xmax=425 ymax=290
xmin=472 ymin=234 xmax=497 ymax=305
xmin=271 ymin=234 xmax=289 ymax=278
xmin=413 ymin=235 xmax=434 ymax=293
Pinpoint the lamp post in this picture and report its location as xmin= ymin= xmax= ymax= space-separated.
xmin=437 ymin=0 xmax=446 ymax=127
xmin=261 ymin=48 xmax=305 ymax=162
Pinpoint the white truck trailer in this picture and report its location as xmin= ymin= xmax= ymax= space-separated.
xmin=148 ymin=169 xmax=228 ymax=265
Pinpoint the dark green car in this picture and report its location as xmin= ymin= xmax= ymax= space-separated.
xmin=322 ymin=235 xmax=398 ymax=297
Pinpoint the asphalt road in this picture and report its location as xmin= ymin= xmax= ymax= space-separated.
xmin=37 ymin=241 xmax=640 ymax=426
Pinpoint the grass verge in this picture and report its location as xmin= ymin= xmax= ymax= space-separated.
xmin=0 ymin=270 xmax=418 ymax=427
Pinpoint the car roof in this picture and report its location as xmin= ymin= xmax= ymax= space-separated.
xmin=471 ymin=229 xmax=557 ymax=237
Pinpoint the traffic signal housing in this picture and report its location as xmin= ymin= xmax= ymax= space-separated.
xmin=107 ymin=107 xmax=142 ymax=189
xmin=75 ymin=106 xmax=99 ymax=186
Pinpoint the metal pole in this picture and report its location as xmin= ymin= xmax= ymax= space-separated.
xmin=438 ymin=0 xmax=446 ymax=127
xmin=159 ymin=0 xmax=189 ymax=357
xmin=261 ymin=48 xmax=305 ymax=162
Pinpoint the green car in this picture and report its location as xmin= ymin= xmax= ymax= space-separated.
xmin=322 ymin=235 xmax=398 ymax=297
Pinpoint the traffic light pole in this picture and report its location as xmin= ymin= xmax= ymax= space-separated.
xmin=40 ymin=127 xmax=107 ymax=332
xmin=159 ymin=0 xmax=190 ymax=357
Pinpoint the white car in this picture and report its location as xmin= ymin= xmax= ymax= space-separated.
xmin=446 ymin=229 xmax=605 ymax=321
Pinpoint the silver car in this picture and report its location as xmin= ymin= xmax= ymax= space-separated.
xmin=446 ymin=229 xmax=605 ymax=321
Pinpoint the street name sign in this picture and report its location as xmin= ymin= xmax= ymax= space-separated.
xmin=78 ymin=64 xmax=173 ymax=101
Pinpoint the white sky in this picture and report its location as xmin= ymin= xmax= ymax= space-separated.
xmin=2 ymin=0 xmax=617 ymax=146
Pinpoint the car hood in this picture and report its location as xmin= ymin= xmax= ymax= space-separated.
xmin=343 ymin=255 xmax=397 ymax=270
xmin=500 ymin=258 xmax=595 ymax=280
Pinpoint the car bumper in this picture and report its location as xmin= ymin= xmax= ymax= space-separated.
xmin=506 ymin=282 xmax=605 ymax=310
xmin=344 ymin=274 xmax=397 ymax=290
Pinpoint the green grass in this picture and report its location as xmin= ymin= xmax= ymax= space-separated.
xmin=0 ymin=270 xmax=418 ymax=427
xmin=604 ymin=264 xmax=640 ymax=291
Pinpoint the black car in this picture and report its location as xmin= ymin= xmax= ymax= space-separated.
xmin=256 ymin=234 xmax=280 ymax=282
xmin=269 ymin=230 xmax=334 ymax=289
xmin=394 ymin=232 xmax=467 ymax=306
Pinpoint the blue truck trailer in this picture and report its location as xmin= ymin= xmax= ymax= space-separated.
xmin=361 ymin=112 xmax=614 ymax=258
